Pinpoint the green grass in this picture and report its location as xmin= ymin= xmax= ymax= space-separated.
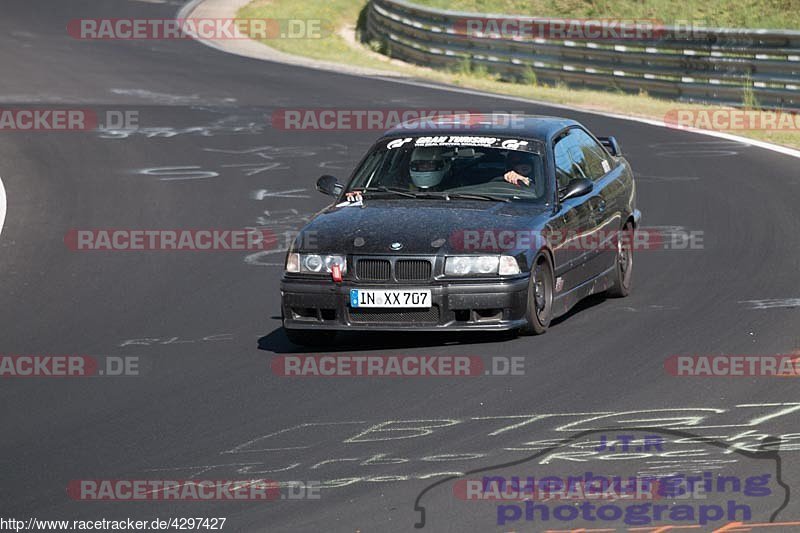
xmin=410 ymin=0 xmax=800 ymax=29
xmin=238 ymin=0 xmax=800 ymax=149
xmin=238 ymin=0 xmax=380 ymax=65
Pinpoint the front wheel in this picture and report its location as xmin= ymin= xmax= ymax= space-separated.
xmin=284 ymin=328 xmax=337 ymax=347
xmin=519 ymin=255 xmax=553 ymax=335
xmin=607 ymin=221 xmax=634 ymax=298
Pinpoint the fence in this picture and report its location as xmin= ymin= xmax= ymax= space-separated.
xmin=364 ymin=0 xmax=800 ymax=109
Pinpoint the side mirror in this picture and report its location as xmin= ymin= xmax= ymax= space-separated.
xmin=316 ymin=175 xmax=343 ymax=197
xmin=598 ymin=136 xmax=622 ymax=157
xmin=559 ymin=178 xmax=593 ymax=201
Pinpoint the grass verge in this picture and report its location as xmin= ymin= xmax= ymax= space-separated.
xmin=411 ymin=0 xmax=800 ymax=29
xmin=238 ymin=0 xmax=800 ymax=150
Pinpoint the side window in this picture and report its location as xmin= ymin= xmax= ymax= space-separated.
xmin=553 ymin=134 xmax=579 ymax=190
xmin=568 ymin=129 xmax=612 ymax=181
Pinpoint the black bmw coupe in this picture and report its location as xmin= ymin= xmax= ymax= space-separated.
xmin=280 ymin=114 xmax=641 ymax=346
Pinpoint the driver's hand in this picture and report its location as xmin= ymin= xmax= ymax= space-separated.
xmin=503 ymin=171 xmax=531 ymax=187
xmin=345 ymin=190 xmax=363 ymax=202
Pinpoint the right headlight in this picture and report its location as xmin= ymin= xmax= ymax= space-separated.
xmin=445 ymin=255 xmax=520 ymax=276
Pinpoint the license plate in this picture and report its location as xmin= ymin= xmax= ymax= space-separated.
xmin=349 ymin=289 xmax=431 ymax=308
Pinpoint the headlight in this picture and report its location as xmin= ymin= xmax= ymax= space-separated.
xmin=286 ymin=253 xmax=347 ymax=274
xmin=445 ymin=255 xmax=519 ymax=276
xmin=303 ymin=254 xmax=323 ymax=272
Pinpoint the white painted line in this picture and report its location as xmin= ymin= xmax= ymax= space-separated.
xmin=251 ymin=189 xmax=309 ymax=199
xmin=176 ymin=0 xmax=205 ymax=19
xmin=0 ymin=175 xmax=6 ymax=237
xmin=740 ymin=298 xmax=800 ymax=309
xmin=180 ymin=0 xmax=800 ymax=162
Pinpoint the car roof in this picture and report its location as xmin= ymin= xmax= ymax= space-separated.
xmin=380 ymin=113 xmax=580 ymax=142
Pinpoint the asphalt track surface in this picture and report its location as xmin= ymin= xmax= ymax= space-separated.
xmin=1 ymin=1 xmax=800 ymax=531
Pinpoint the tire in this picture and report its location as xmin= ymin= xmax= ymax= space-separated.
xmin=607 ymin=221 xmax=634 ymax=298
xmin=284 ymin=328 xmax=337 ymax=347
xmin=519 ymin=254 xmax=554 ymax=335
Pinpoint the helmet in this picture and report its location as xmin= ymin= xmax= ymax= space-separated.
xmin=409 ymin=146 xmax=450 ymax=188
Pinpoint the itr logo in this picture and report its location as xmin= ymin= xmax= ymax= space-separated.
xmin=593 ymin=434 xmax=665 ymax=453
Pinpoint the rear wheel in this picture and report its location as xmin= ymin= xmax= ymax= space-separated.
xmin=607 ymin=221 xmax=634 ymax=297
xmin=519 ymin=255 xmax=553 ymax=335
xmin=284 ymin=328 xmax=337 ymax=347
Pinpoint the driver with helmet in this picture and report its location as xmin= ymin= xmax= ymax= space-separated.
xmin=345 ymin=145 xmax=532 ymax=202
xmin=407 ymin=146 xmax=451 ymax=190
xmin=345 ymin=146 xmax=451 ymax=201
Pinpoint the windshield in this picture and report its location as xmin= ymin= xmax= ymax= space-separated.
xmin=346 ymin=135 xmax=547 ymax=202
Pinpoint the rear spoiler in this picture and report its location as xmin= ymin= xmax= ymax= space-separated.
xmin=597 ymin=136 xmax=622 ymax=157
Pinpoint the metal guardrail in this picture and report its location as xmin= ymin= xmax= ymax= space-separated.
xmin=364 ymin=0 xmax=800 ymax=109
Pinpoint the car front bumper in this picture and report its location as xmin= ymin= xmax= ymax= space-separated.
xmin=280 ymin=276 xmax=530 ymax=332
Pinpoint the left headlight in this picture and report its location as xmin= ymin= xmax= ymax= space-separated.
xmin=445 ymin=255 xmax=520 ymax=276
xmin=286 ymin=253 xmax=347 ymax=274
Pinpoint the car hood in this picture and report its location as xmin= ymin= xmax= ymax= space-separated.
xmin=294 ymin=199 xmax=550 ymax=255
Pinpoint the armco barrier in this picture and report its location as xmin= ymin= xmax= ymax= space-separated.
xmin=365 ymin=0 xmax=800 ymax=109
